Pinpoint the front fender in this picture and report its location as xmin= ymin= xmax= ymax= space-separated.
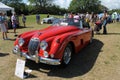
xmin=49 ymin=34 xmax=72 ymax=59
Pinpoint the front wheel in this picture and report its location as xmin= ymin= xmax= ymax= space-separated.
xmin=90 ymin=36 xmax=93 ymax=43
xmin=61 ymin=44 xmax=72 ymax=67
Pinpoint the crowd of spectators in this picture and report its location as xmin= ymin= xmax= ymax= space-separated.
xmin=0 ymin=12 xmax=19 ymax=40
xmin=64 ymin=11 xmax=120 ymax=34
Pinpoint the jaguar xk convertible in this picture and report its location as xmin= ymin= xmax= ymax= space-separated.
xmin=13 ymin=18 xmax=93 ymax=66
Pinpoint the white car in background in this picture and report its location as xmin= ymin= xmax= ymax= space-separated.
xmin=42 ymin=17 xmax=58 ymax=24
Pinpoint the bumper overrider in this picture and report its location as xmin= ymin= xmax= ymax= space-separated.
xmin=12 ymin=45 xmax=61 ymax=65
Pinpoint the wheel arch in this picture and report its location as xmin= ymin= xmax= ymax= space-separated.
xmin=60 ymin=41 xmax=75 ymax=67
xmin=68 ymin=41 xmax=75 ymax=54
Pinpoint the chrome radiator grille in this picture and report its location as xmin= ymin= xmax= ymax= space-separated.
xmin=28 ymin=38 xmax=40 ymax=55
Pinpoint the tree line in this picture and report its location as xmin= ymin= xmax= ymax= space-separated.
xmin=0 ymin=0 xmax=120 ymax=15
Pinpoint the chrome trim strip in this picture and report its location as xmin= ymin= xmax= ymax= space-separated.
xmin=39 ymin=57 xmax=61 ymax=65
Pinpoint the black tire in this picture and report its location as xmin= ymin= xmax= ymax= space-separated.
xmin=90 ymin=30 xmax=94 ymax=43
xmin=61 ymin=44 xmax=72 ymax=67
xmin=90 ymin=36 xmax=93 ymax=43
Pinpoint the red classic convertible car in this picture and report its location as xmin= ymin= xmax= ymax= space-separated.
xmin=13 ymin=18 xmax=93 ymax=66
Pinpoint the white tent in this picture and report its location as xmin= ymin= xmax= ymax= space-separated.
xmin=112 ymin=12 xmax=118 ymax=15
xmin=112 ymin=12 xmax=118 ymax=19
xmin=0 ymin=2 xmax=14 ymax=12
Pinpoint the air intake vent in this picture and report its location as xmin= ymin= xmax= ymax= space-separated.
xmin=28 ymin=38 xmax=40 ymax=55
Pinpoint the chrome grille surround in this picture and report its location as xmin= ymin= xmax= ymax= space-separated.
xmin=28 ymin=38 xmax=40 ymax=56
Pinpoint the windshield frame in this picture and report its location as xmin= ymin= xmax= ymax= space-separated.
xmin=52 ymin=18 xmax=82 ymax=28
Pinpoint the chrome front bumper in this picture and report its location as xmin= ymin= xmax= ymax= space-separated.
xmin=13 ymin=45 xmax=61 ymax=65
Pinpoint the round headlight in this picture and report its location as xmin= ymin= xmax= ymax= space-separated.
xmin=18 ymin=38 xmax=25 ymax=46
xmin=40 ymin=40 xmax=48 ymax=50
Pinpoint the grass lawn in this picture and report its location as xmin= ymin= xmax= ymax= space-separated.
xmin=0 ymin=15 xmax=120 ymax=80
xmin=19 ymin=14 xmax=63 ymax=28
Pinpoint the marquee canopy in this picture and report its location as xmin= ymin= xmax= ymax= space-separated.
xmin=0 ymin=2 xmax=14 ymax=11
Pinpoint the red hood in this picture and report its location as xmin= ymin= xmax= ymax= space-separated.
xmin=32 ymin=25 xmax=80 ymax=40
xmin=19 ymin=25 xmax=81 ymax=41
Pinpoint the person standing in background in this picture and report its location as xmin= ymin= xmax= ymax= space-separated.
xmin=36 ymin=14 xmax=40 ymax=24
xmin=69 ymin=12 xmax=74 ymax=18
xmin=0 ymin=12 xmax=8 ymax=40
xmin=3 ymin=13 xmax=9 ymax=33
xmin=85 ymin=12 xmax=90 ymax=23
xmin=22 ymin=14 xmax=26 ymax=27
xmin=11 ymin=12 xmax=17 ymax=36
xmin=64 ymin=13 xmax=67 ymax=18
xmin=102 ymin=10 xmax=108 ymax=34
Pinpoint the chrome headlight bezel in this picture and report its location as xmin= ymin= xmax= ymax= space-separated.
xmin=40 ymin=40 xmax=48 ymax=50
xmin=18 ymin=38 xmax=25 ymax=46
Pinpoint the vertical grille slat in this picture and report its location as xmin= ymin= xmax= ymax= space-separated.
xmin=28 ymin=38 xmax=40 ymax=55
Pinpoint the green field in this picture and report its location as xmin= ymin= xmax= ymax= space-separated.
xmin=19 ymin=14 xmax=63 ymax=27
xmin=0 ymin=15 xmax=120 ymax=80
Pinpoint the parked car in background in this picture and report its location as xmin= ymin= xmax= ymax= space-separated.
xmin=13 ymin=18 xmax=93 ymax=67
xmin=41 ymin=17 xmax=58 ymax=24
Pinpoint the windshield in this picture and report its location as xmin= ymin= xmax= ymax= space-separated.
xmin=52 ymin=18 xmax=82 ymax=28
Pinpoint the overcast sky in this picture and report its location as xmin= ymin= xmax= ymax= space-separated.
xmin=101 ymin=0 xmax=120 ymax=10
xmin=23 ymin=0 xmax=120 ymax=10
xmin=54 ymin=0 xmax=72 ymax=9
xmin=54 ymin=0 xmax=120 ymax=10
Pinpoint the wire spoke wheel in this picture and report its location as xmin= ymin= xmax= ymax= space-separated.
xmin=63 ymin=44 xmax=72 ymax=65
